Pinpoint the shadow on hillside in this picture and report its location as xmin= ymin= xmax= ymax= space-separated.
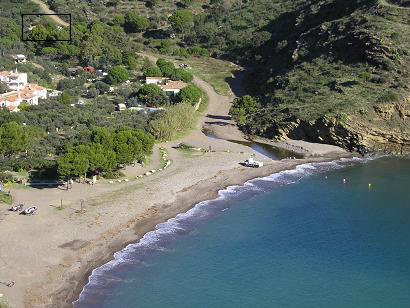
xmin=206 ymin=114 xmax=232 ymax=121
xmin=143 ymin=29 xmax=169 ymax=39
xmin=204 ymin=120 xmax=231 ymax=126
xmin=225 ymin=69 xmax=249 ymax=97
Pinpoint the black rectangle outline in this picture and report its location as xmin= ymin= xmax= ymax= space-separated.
xmin=21 ymin=13 xmax=71 ymax=42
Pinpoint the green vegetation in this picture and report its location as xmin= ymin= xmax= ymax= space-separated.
xmin=149 ymin=103 xmax=196 ymax=141
xmin=124 ymin=12 xmax=150 ymax=33
xmin=0 ymin=296 xmax=9 ymax=308
xmin=169 ymin=9 xmax=194 ymax=33
xmin=187 ymin=0 xmax=410 ymax=152
xmin=138 ymin=84 xmax=168 ymax=107
xmin=107 ymin=66 xmax=129 ymax=85
xmin=178 ymin=84 xmax=202 ymax=105
xmin=175 ymin=142 xmax=204 ymax=157
xmin=0 ymin=191 xmax=12 ymax=205
xmin=57 ymin=127 xmax=154 ymax=179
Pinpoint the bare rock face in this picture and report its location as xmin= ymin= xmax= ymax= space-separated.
xmin=276 ymin=100 xmax=410 ymax=155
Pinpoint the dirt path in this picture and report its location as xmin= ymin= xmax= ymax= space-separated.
xmin=138 ymin=53 xmax=247 ymax=144
xmin=29 ymin=0 xmax=70 ymax=26
xmin=379 ymin=0 xmax=410 ymax=9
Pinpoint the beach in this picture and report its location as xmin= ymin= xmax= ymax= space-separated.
xmin=0 ymin=69 xmax=352 ymax=308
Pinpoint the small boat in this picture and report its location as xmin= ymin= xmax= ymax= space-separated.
xmin=20 ymin=206 xmax=38 ymax=215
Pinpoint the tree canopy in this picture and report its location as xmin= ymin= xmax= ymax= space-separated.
xmin=178 ymin=84 xmax=202 ymax=105
xmin=107 ymin=66 xmax=129 ymax=84
xmin=169 ymin=9 xmax=194 ymax=33
xmin=125 ymin=12 xmax=150 ymax=33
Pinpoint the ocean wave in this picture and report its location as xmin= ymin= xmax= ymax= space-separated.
xmin=73 ymin=155 xmax=364 ymax=307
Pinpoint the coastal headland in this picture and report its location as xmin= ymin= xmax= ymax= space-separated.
xmin=0 ymin=58 xmax=351 ymax=308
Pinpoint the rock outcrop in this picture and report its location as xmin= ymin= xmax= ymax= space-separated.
xmin=276 ymin=99 xmax=410 ymax=155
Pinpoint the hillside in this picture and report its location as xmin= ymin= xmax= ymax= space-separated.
xmin=189 ymin=0 xmax=410 ymax=154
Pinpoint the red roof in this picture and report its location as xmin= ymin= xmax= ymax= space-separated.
xmin=83 ymin=66 xmax=96 ymax=72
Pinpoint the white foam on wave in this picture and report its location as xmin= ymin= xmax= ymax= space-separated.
xmin=74 ymin=156 xmax=366 ymax=306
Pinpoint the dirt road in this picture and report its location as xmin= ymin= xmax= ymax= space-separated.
xmin=29 ymin=0 xmax=70 ymax=26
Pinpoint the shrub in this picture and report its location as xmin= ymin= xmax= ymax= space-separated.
xmin=144 ymin=66 xmax=163 ymax=77
xmin=172 ymin=68 xmax=193 ymax=83
xmin=378 ymin=90 xmax=399 ymax=103
xmin=125 ymin=12 xmax=150 ymax=32
xmin=178 ymin=84 xmax=202 ymax=105
xmin=149 ymin=103 xmax=195 ymax=140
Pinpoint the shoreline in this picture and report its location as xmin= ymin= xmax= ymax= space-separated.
xmin=63 ymin=152 xmax=354 ymax=308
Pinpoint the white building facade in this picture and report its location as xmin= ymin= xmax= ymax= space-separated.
xmin=0 ymin=69 xmax=47 ymax=112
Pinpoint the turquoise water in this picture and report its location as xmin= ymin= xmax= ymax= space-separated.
xmin=75 ymin=157 xmax=410 ymax=308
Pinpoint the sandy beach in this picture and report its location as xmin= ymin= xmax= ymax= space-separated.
xmin=0 ymin=63 xmax=353 ymax=308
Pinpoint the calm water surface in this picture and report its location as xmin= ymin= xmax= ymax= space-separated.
xmin=75 ymin=157 xmax=410 ymax=308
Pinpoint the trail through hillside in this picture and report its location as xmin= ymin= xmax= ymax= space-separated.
xmin=29 ymin=0 xmax=70 ymax=26
xmin=379 ymin=0 xmax=410 ymax=9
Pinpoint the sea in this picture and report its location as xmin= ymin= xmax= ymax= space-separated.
xmin=74 ymin=156 xmax=410 ymax=308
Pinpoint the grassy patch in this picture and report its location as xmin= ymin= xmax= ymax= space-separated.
xmin=176 ymin=147 xmax=205 ymax=158
xmin=0 ymin=192 xmax=12 ymax=205
xmin=159 ymin=148 xmax=170 ymax=168
xmin=0 ymin=297 xmax=9 ymax=308
xmin=175 ymin=57 xmax=234 ymax=96
xmin=140 ymin=53 xmax=235 ymax=96
xmin=197 ymin=90 xmax=209 ymax=114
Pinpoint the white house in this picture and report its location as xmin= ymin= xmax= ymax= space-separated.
xmin=161 ymin=80 xmax=187 ymax=96
xmin=0 ymin=69 xmax=28 ymax=90
xmin=145 ymin=77 xmax=187 ymax=96
xmin=0 ymin=69 xmax=47 ymax=112
xmin=145 ymin=77 xmax=168 ymax=85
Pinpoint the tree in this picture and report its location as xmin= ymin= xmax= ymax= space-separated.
xmin=144 ymin=66 xmax=163 ymax=77
xmin=114 ymin=128 xmax=143 ymax=164
xmin=0 ymin=83 xmax=10 ymax=94
xmin=95 ymin=81 xmax=110 ymax=94
xmin=138 ymin=83 xmax=169 ymax=106
xmin=156 ymin=58 xmax=175 ymax=77
xmin=107 ymin=66 xmax=129 ymax=84
xmin=169 ymin=10 xmax=194 ymax=33
xmin=159 ymin=40 xmax=173 ymax=54
xmin=59 ymin=91 xmax=74 ymax=105
xmin=229 ymin=95 xmax=259 ymax=126
xmin=126 ymin=54 xmax=138 ymax=70
xmin=125 ymin=12 xmax=150 ymax=32
xmin=87 ymin=86 xmax=99 ymax=98
xmin=0 ymin=122 xmax=27 ymax=157
xmin=57 ymin=149 xmax=89 ymax=178
xmin=178 ymin=84 xmax=201 ymax=105
xmin=172 ymin=68 xmax=193 ymax=83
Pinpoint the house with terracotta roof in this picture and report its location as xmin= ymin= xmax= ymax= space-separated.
xmin=0 ymin=69 xmax=47 ymax=112
xmin=145 ymin=76 xmax=187 ymax=96
xmin=161 ymin=80 xmax=187 ymax=96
